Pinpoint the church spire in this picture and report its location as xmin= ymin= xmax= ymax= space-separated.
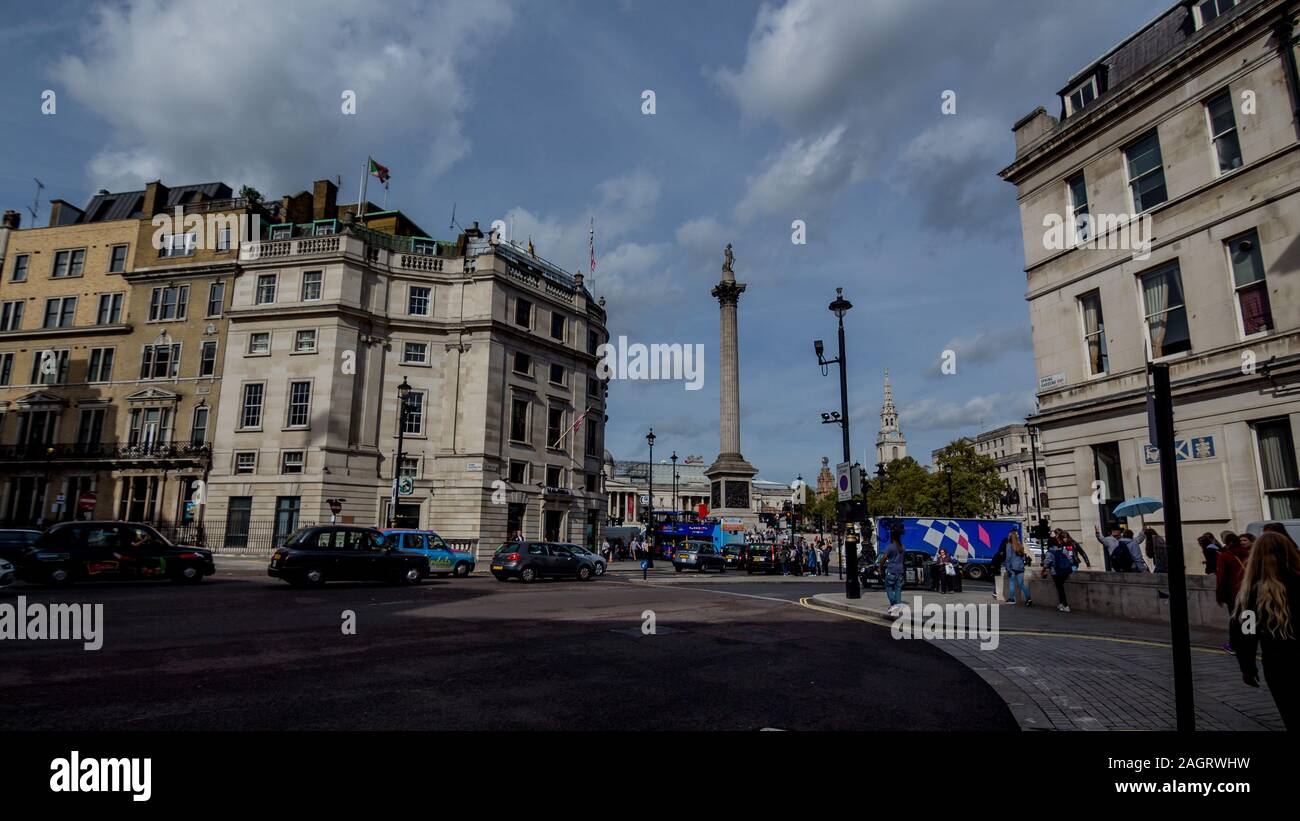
xmin=876 ymin=368 xmax=907 ymax=464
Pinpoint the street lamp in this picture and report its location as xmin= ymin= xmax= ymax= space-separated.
xmin=814 ymin=287 xmax=859 ymax=599
xmin=671 ymin=451 xmax=679 ymax=516
xmin=645 ymin=428 xmax=656 ymax=565
xmin=388 ymin=376 xmax=411 ymax=528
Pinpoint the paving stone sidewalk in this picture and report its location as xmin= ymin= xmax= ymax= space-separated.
xmin=811 ymin=590 xmax=1284 ymax=731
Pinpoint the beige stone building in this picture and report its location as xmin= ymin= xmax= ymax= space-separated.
xmin=206 ymin=192 xmax=610 ymax=558
xmin=1001 ymin=0 xmax=1300 ymax=564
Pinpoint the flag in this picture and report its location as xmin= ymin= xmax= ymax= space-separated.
xmin=550 ymin=410 xmax=589 ymax=450
xmin=368 ymin=157 xmax=390 ymax=185
xmin=527 ymin=236 xmax=536 ymax=258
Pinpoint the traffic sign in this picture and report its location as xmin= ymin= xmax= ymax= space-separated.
xmin=77 ymin=492 xmax=97 ymax=512
xmin=837 ymin=462 xmax=851 ymax=502
xmin=328 ymin=499 xmax=342 ymax=515
xmin=397 ymin=476 xmax=415 ymax=496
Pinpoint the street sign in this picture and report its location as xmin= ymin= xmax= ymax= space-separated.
xmin=77 ymin=491 xmax=97 ymax=512
xmin=639 ymin=495 xmax=649 ymax=504
xmin=397 ymin=476 xmax=415 ymax=496
xmin=836 ymin=462 xmax=851 ymax=502
xmin=328 ymin=499 xmax=342 ymax=515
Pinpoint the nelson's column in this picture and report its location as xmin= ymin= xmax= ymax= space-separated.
xmin=705 ymin=244 xmax=758 ymax=525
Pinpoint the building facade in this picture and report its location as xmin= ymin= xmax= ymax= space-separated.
xmin=1001 ymin=0 xmax=1300 ymax=563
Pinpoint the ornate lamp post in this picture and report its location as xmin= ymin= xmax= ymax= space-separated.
xmin=671 ymin=451 xmax=679 ymax=514
xmin=388 ymin=377 xmax=411 ymax=528
xmin=646 ymin=428 xmax=656 ymax=565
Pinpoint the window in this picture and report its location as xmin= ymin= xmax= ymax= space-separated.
xmin=0 ymin=301 xmax=23 ymax=331
xmin=1125 ymin=131 xmax=1168 ymax=213
xmin=510 ymin=396 xmax=530 ymax=442
xmin=11 ymin=254 xmax=28 ymax=282
xmin=190 ymin=405 xmax=209 ymax=445
xmin=87 ymin=347 xmax=114 ymax=382
xmin=546 ymin=465 xmax=563 ymax=487
xmin=514 ymin=298 xmax=532 ymax=328
xmin=1194 ymin=0 xmax=1239 ymax=29
xmin=1066 ymin=76 xmax=1098 ymax=116
xmin=281 ymin=451 xmax=305 ymax=474
xmin=234 ymin=452 xmax=257 ymax=474
xmin=96 ymin=293 xmax=124 ymax=325
xmin=158 ymin=233 xmax=196 ymax=258
xmin=248 ymin=332 xmax=271 ymax=355
xmin=508 ymin=460 xmax=528 ymax=483
xmin=1207 ymin=91 xmax=1243 ymax=174
xmin=52 ymin=249 xmax=85 ymax=278
xmin=1093 ymin=442 xmax=1126 ymax=533
xmin=108 ymin=244 xmax=128 ymax=273
xmin=43 ymin=296 xmax=77 ymax=328
xmin=216 ymin=227 xmax=232 ymax=251
xmin=301 ymin=270 xmax=323 ymax=301
xmin=225 ymin=497 xmax=253 ymax=547
xmin=274 ymin=497 xmax=302 ymax=547
xmin=402 ymin=341 xmax=428 ymax=364
xmin=240 ymin=383 xmax=264 ymax=429
xmin=1067 ymin=173 xmax=1091 ymax=244
xmin=1227 ymin=231 xmax=1273 ymax=335
xmin=269 ymin=225 xmax=292 ymax=241
xmin=286 ymin=381 xmax=311 ymax=428
xmin=586 ymin=419 xmax=598 ymax=454
xmin=256 ymin=274 xmax=277 ymax=305
xmin=77 ymin=408 xmax=105 ymax=446
xmin=513 ymin=352 xmax=532 ymax=375
xmin=1079 ymin=291 xmax=1108 ymax=376
xmin=0 ymin=352 xmax=12 ymax=386
xmin=398 ymin=457 xmax=419 ymax=480
xmin=549 ymin=363 xmax=565 ymax=386
xmin=588 ymin=330 xmax=598 ymax=355
xmin=1140 ymin=263 xmax=1192 ymax=359
xmin=1256 ymin=419 xmax=1300 ymax=518
xmin=408 ymin=286 xmax=431 ymax=316
xmin=148 ymin=284 xmax=189 ymax=321
xmin=139 ymin=344 xmax=181 ymax=379
xmin=294 ymin=330 xmax=318 ymax=353
xmin=312 ymin=221 xmax=336 ymax=236
xmin=585 ymin=473 xmax=598 ymax=493
xmin=199 ymin=340 xmax=218 ymax=376
xmin=127 ymin=407 xmax=172 ymax=447
xmin=547 ymin=407 xmax=565 ymax=450
xmin=550 ymin=313 xmax=565 ymax=341
xmin=413 ymin=238 xmax=438 ymax=256
xmin=401 ymin=390 xmax=424 ymax=435
xmin=30 ymin=349 xmax=69 ymax=385
xmin=207 ymin=282 xmax=225 ymax=317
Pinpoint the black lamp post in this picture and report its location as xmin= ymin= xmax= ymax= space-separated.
xmin=389 ymin=376 xmax=411 ymax=528
xmin=645 ymin=428 xmax=656 ymax=564
xmin=815 ymin=287 xmax=859 ymax=598
xmin=671 ymin=451 xmax=678 ymax=515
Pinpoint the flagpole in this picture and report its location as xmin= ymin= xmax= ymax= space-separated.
xmin=359 ymin=156 xmax=370 ymax=227
xmin=383 ymin=181 xmax=388 ymax=211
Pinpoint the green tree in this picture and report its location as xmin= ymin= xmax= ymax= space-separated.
xmin=929 ymin=440 xmax=1004 ymax=517
xmin=867 ymin=457 xmax=932 ymax=516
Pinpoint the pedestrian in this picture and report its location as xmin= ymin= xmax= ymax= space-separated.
xmin=779 ymin=543 xmax=791 ymax=576
xmin=601 ymin=537 xmax=611 ymax=563
xmin=1216 ymin=532 xmax=1251 ymax=654
xmin=1004 ymin=531 xmax=1033 ymax=606
xmin=820 ymin=542 xmax=831 ymax=576
xmin=1241 ymin=532 xmax=1257 ymax=552
xmin=935 ymin=548 xmax=956 ymax=594
xmin=1045 ymin=537 xmax=1075 ymax=612
xmin=807 ymin=544 xmax=818 ymax=576
xmin=1198 ymin=532 xmax=1221 ymax=575
xmin=991 ymin=536 xmax=1007 ymax=602
xmin=1231 ymin=531 xmax=1300 ymax=730
xmin=1138 ymin=527 xmax=1168 ymax=574
xmin=1056 ymin=529 xmax=1090 ymax=569
xmin=952 ymin=541 xmax=970 ymax=592
xmin=879 ymin=522 xmax=907 ymax=617
xmin=1095 ymin=524 xmax=1147 ymax=573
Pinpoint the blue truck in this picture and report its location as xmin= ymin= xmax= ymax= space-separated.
xmin=874 ymin=517 xmax=1023 ymax=581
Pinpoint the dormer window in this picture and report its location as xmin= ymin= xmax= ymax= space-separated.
xmin=1065 ymin=76 xmax=1099 ymax=116
xmin=1193 ymin=0 xmax=1238 ymax=30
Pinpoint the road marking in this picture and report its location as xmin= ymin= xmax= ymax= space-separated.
xmin=605 ymin=579 xmax=798 ymax=606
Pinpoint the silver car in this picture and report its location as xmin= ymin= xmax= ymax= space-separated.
xmin=564 ymin=543 xmax=607 ymax=576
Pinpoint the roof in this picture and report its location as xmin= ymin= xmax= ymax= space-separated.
xmin=76 ymin=182 xmax=232 ymax=224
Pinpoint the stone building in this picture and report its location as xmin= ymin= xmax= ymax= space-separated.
xmin=1000 ymin=0 xmax=1300 ymax=562
xmin=875 ymin=369 xmax=907 ymax=465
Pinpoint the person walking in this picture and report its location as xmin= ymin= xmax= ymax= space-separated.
xmin=1004 ymin=531 xmax=1033 ymax=606
xmin=991 ymin=536 xmax=1008 ymax=602
xmin=1137 ymin=527 xmax=1168 ymax=574
xmin=1056 ymin=529 xmax=1090 ymax=569
xmin=880 ymin=522 xmax=907 ymax=617
xmin=1232 ymin=531 xmax=1300 ymax=730
xmin=1216 ymin=532 xmax=1251 ymax=654
xmin=807 ymin=543 xmax=819 ymax=576
xmin=1046 ymin=537 xmax=1075 ymax=612
xmin=952 ymin=541 xmax=970 ymax=593
xmin=1095 ymin=524 xmax=1146 ymax=573
xmin=820 ymin=542 xmax=831 ymax=576
xmin=934 ymin=549 xmax=952 ymax=594
xmin=1198 ymin=532 xmax=1221 ymax=575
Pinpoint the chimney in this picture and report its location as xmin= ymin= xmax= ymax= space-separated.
xmin=143 ymin=181 xmax=170 ymax=217
xmin=1 ymin=210 xmax=19 ymax=230
xmin=465 ymin=220 xmax=484 ymax=239
xmin=47 ymin=199 xmax=84 ymax=227
xmin=312 ymin=179 xmax=338 ymax=221
xmin=282 ymin=191 xmax=312 ymax=226
xmin=1011 ymin=107 xmax=1059 ymax=156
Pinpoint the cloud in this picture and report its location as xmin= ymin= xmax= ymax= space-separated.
xmin=894 ymin=116 xmax=1019 ymax=235
xmin=734 ymin=125 xmax=865 ymax=223
xmin=922 ymin=325 xmax=1032 ymax=378
xmin=53 ymin=0 xmax=512 ymax=193
xmin=900 ymin=391 xmax=1037 ymax=433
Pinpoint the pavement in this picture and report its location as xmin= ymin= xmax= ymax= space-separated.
xmin=807 ymin=588 xmax=1284 ymax=731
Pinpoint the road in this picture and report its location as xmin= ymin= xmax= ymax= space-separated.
xmin=0 ymin=559 xmax=1018 ymax=731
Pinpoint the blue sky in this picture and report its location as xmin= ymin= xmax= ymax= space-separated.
xmin=0 ymin=0 xmax=1173 ymax=483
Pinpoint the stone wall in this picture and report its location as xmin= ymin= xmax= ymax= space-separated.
xmin=1027 ymin=570 xmax=1225 ymax=629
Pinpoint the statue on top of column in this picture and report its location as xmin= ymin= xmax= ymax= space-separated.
xmin=723 ymin=243 xmax=735 ymax=274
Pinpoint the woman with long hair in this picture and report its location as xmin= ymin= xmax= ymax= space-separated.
xmin=1232 ymin=531 xmax=1300 ymax=730
xmin=1004 ymin=531 xmax=1033 ymax=606
xmin=1216 ymin=532 xmax=1249 ymax=654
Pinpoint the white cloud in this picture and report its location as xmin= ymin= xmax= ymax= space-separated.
xmin=922 ymin=325 xmax=1032 ymax=378
xmin=734 ymin=125 xmax=864 ymax=223
xmin=900 ymin=391 xmax=1037 ymax=433
xmin=54 ymin=0 xmax=512 ymax=192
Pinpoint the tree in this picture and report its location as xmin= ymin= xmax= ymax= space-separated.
xmin=930 ymin=440 xmax=1004 ymax=518
xmin=867 ymin=457 xmax=932 ymax=517
xmin=239 ymin=185 xmax=264 ymax=205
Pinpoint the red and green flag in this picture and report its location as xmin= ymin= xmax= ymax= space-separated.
xmin=368 ymin=157 xmax=390 ymax=185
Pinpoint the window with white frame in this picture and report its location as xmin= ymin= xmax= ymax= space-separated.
xmin=1 ymin=300 xmax=24 ymax=331
xmin=87 ymin=347 xmax=114 ymax=383
xmin=1206 ymin=91 xmax=1243 ymax=174
xmin=1125 ymin=131 xmax=1168 ymax=213
xmin=1255 ymin=419 xmax=1300 ymax=518
xmin=1067 ymin=173 xmax=1091 ymax=244
xmin=1065 ymin=76 xmax=1098 ymax=116
xmin=301 ymin=271 xmax=323 ymax=301
xmin=256 ymin=274 xmax=278 ymax=305
xmin=190 ymin=405 xmax=209 ymax=445
xmin=269 ymin=225 xmax=292 ymax=241
xmin=1194 ymin=0 xmax=1239 ymax=30
xmin=508 ymin=460 xmax=528 ymax=483
xmin=158 ymin=233 xmax=196 ymax=258
xmin=0 ymin=352 xmax=13 ymax=386
xmin=108 ymin=244 xmax=129 ymax=273
xmin=286 ymin=381 xmax=311 ymax=428
xmin=240 ymin=383 xmax=265 ymax=429
xmin=1078 ymin=291 xmax=1108 ymax=376
xmin=148 ymin=284 xmax=189 ymax=321
xmin=11 ymin=254 xmax=28 ymax=282
xmin=281 ymin=450 xmax=306 ymax=474
xmin=1226 ymin=230 xmax=1273 ymax=335
xmin=294 ymin=329 xmax=318 ymax=353
xmin=1140 ymin=263 xmax=1192 ymax=359
xmin=96 ymin=293 xmax=124 ymax=325
xmin=199 ymin=340 xmax=218 ymax=377
xmin=398 ymin=457 xmax=419 ymax=480
xmin=401 ymin=390 xmax=424 ymax=435
xmin=402 ymin=341 xmax=428 ymax=364
xmin=207 ymin=281 xmax=225 ymax=317
xmin=234 ymin=451 xmax=257 ymax=474
xmin=139 ymin=344 xmax=181 ymax=379
xmin=43 ymin=296 xmax=77 ymax=328
xmin=52 ymin=248 xmax=86 ymax=277
xmin=408 ymin=286 xmax=431 ymax=316
xmin=248 ymin=332 xmax=271 ymax=355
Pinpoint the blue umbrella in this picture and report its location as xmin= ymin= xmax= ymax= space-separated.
xmin=1113 ymin=497 xmax=1163 ymax=518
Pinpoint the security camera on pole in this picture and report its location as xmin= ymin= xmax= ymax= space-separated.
xmin=815 ymin=288 xmax=859 ymax=599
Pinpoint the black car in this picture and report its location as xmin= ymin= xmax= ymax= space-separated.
xmin=744 ymin=542 xmax=778 ymax=574
xmin=268 ymin=526 xmax=427 ymax=587
xmin=490 ymin=542 xmax=597 ymax=583
xmin=673 ymin=539 xmax=726 ymax=573
xmin=720 ymin=543 xmax=744 ymax=568
xmin=0 ymin=528 xmax=41 ymax=564
xmin=16 ymin=521 xmax=215 ymax=586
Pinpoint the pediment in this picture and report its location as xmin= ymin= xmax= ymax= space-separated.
xmin=15 ymin=391 xmax=68 ymax=408
xmin=125 ymin=387 xmax=180 ymax=403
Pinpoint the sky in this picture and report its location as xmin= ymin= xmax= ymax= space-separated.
xmin=0 ymin=0 xmax=1174 ymax=484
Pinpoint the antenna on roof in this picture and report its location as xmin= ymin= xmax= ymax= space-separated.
xmin=27 ymin=178 xmax=45 ymax=222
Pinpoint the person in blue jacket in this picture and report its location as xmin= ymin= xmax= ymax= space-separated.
xmin=1004 ymin=531 xmax=1033 ymax=606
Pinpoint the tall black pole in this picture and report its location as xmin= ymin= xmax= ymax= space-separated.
xmin=946 ymin=467 xmax=954 ymax=517
xmin=1151 ymin=364 xmax=1195 ymax=730
xmin=646 ymin=429 xmax=655 ymax=565
xmin=836 ymin=303 xmax=859 ymax=599
xmin=389 ymin=386 xmax=409 ymax=528
xmin=1029 ymin=425 xmax=1043 ymax=529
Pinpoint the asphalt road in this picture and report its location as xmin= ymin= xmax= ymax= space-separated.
xmin=0 ymin=559 xmax=1018 ymax=731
